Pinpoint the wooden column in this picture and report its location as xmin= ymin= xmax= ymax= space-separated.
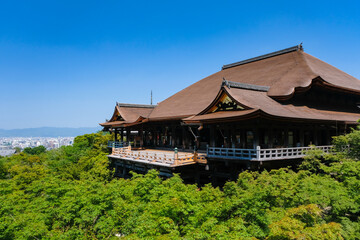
xmin=174 ymin=127 xmax=179 ymax=147
xmin=151 ymin=127 xmax=156 ymax=146
xmin=241 ymin=129 xmax=246 ymax=148
xmin=231 ymin=125 xmax=236 ymax=148
xmin=140 ymin=126 xmax=144 ymax=148
xmin=253 ymin=127 xmax=259 ymax=149
xmin=284 ymin=126 xmax=289 ymax=147
xmin=210 ymin=125 xmax=215 ymax=147
xmin=182 ymin=127 xmax=186 ymax=149
xmin=120 ymin=128 xmax=124 ymax=142
xmin=171 ymin=126 xmax=176 ymax=148
xmin=268 ymin=126 xmax=273 ymax=148
xmin=326 ymin=127 xmax=331 ymax=145
xmin=143 ymin=129 xmax=147 ymax=146
xmin=314 ymin=127 xmax=319 ymax=146
xmin=114 ymin=129 xmax=118 ymax=141
xmin=300 ymin=128 xmax=305 ymax=147
xmin=223 ymin=127 xmax=228 ymax=148
xmin=126 ymin=128 xmax=131 ymax=144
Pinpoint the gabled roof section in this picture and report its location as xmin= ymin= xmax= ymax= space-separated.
xmin=184 ymin=85 xmax=360 ymax=124
xmin=198 ymin=79 xmax=268 ymax=115
xmin=148 ymin=45 xmax=360 ymax=120
xmin=99 ymin=103 xmax=156 ymax=127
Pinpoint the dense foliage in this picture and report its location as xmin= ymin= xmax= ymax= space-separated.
xmin=1 ymin=130 xmax=360 ymax=239
xmin=23 ymin=145 xmax=46 ymax=155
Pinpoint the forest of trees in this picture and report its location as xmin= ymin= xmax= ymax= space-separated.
xmin=1 ymin=129 xmax=360 ymax=239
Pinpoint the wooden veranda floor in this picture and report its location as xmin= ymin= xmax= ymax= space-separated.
xmin=109 ymin=147 xmax=207 ymax=167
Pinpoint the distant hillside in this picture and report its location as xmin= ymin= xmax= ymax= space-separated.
xmin=0 ymin=127 xmax=101 ymax=137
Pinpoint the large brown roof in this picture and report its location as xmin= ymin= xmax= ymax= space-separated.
xmin=100 ymin=103 xmax=155 ymax=127
xmin=101 ymin=46 xmax=360 ymax=127
xmin=184 ymin=85 xmax=360 ymax=124
xmin=149 ymin=46 xmax=360 ymax=120
xmin=235 ymin=87 xmax=360 ymax=122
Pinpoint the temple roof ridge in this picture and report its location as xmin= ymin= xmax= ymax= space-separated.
xmin=222 ymin=44 xmax=303 ymax=70
xmin=222 ymin=78 xmax=270 ymax=92
xmin=116 ymin=102 xmax=156 ymax=108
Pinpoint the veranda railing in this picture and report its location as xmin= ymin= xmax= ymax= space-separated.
xmin=111 ymin=146 xmax=206 ymax=166
xmin=107 ymin=141 xmax=130 ymax=148
xmin=207 ymin=145 xmax=333 ymax=161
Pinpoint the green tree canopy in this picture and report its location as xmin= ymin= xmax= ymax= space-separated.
xmin=23 ymin=145 xmax=46 ymax=155
xmin=0 ymin=130 xmax=360 ymax=239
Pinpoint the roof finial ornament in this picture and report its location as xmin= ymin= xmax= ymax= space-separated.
xmin=222 ymin=77 xmax=230 ymax=88
xmin=298 ymin=42 xmax=303 ymax=51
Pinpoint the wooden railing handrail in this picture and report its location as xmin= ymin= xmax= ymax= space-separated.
xmin=108 ymin=141 xmax=131 ymax=148
xmin=207 ymin=145 xmax=333 ymax=161
xmin=111 ymin=145 xmax=333 ymax=165
xmin=111 ymin=147 xmax=202 ymax=166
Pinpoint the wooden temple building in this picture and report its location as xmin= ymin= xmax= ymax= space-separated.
xmin=100 ymin=45 xmax=360 ymax=185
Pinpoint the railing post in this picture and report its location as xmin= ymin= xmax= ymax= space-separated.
xmin=256 ymin=146 xmax=261 ymax=160
xmin=174 ymin=147 xmax=178 ymax=165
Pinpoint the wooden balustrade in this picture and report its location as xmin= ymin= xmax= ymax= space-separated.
xmin=108 ymin=141 xmax=130 ymax=148
xmin=111 ymin=145 xmax=332 ymax=166
xmin=207 ymin=147 xmax=257 ymax=160
xmin=111 ymin=147 xmax=201 ymax=167
xmin=207 ymin=145 xmax=333 ymax=161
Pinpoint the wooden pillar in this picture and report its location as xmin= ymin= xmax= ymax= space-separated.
xmin=300 ymin=128 xmax=304 ymax=147
xmin=219 ymin=127 xmax=225 ymax=148
xmin=140 ymin=126 xmax=144 ymax=148
xmin=120 ymin=128 xmax=124 ymax=142
xmin=154 ymin=129 xmax=157 ymax=146
xmin=174 ymin=127 xmax=179 ymax=146
xmin=152 ymin=129 xmax=156 ymax=146
xmin=309 ymin=126 xmax=314 ymax=145
xmin=231 ymin=125 xmax=236 ymax=148
xmin=114 ymin=164 xmax=118 ymax=176
xmin=223 ymin=127 xmax=228 ymax=148
xmin=126 ymin=128 xmax=131 ymax=144
xmin=182 ymin=127 xmax=186 ymax=149
xmin=122 ymin=166 xmax=127 ymax=178
xmin=171 ymin=126 xmax=176 ymax=148
xmin=114 ymin=129 xmax=118 ymax=142
xmin=314 ymin=126 xmax=319 ymax=146
xmin=253 ymin=127 xmax=259 ymax=149
xmin=227 ymin=126 xmax=231 ymax=148
xmin=268 ymin=126 xmax=273 ymax=148
xmin=326 ymin=127 xmax=331 ymax=145
xmin=210 ymin=125 xmax=215 ymax=147
xmin=284 ymin=126 xmax=289 ymax=147
xmin=241 ymin=129 xmax=246 ymax=148
xmin=212 ymin=166 xmax=218 ymax=187
xmin=144 ymin=129 xmax=148 ymax=146
xmin=185 ymin=129 xmax=190 ymax=150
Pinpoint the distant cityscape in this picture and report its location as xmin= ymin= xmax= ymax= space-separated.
xmin=0 ymin=137 xmax=74 ymax=156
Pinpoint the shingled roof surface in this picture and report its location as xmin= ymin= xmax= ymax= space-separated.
xmin=117 ymin=106 xmax=153 ymax=123
xmin=100 ymin=104 xmax=154 ymax=127
xmin=184 ymin=87 xmax=360 ymax=123
xmin=148 ymin=47 xmax=360 ymax=120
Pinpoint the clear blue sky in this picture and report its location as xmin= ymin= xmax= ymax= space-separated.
xmin=1 ymin=0 xmax=360 ymax=129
